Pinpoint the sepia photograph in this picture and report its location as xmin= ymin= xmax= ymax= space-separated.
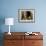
xmin=18 ymin=9 xmax=35 ymax=23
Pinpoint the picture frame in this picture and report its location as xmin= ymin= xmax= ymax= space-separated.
xmin=18 ymin=9 xmax=35 ymax=23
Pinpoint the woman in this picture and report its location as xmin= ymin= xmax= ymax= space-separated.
xmin=21 ymin=11 xmax=33 ymax=20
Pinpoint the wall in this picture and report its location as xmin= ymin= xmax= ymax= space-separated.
xmin=0 ymin=0 xmax=46 ymax=32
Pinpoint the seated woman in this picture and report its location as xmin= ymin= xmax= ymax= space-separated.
xmin=21 ymin=11 xmax=33 ymax=20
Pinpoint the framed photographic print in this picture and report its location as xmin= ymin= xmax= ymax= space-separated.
xmin=18 ymin=9 xmax=35 ymax=23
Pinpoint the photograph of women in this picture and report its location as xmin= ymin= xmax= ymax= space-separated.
xmin=18 ymin=9 xmax=35 ymax=23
